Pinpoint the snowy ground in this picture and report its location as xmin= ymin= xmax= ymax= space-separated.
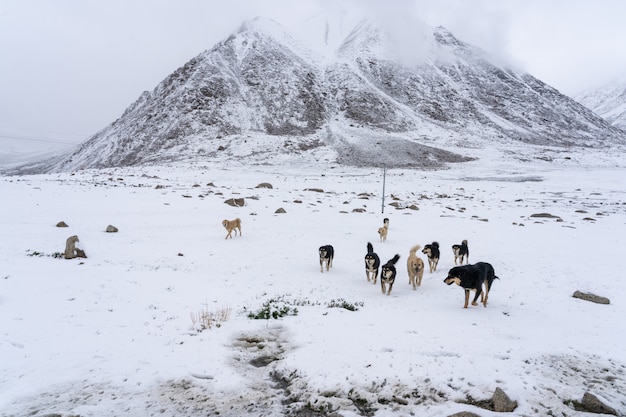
xmin=1 ymin=148 xmax=626 ymax=416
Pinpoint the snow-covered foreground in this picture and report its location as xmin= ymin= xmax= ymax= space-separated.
xmin=1 ymin=154 xmax=625 ymax=416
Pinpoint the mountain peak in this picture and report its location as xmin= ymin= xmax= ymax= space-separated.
xmin=236 ymin=17 xmax=286 ymax=37
xmin=7 ymin=18 xmax=625 ymax=174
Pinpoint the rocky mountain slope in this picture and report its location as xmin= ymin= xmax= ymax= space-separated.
xmin=10 ymin=17 xmax=625 ymax=174
xmin=575 ymin=79 xmax=626 ymax=131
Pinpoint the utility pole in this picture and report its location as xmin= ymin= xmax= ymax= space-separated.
xmin=381 ymin=165 xmax=386 ymax=214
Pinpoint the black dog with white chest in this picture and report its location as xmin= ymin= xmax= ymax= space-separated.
xmin=364 ymin=242 xmax=381 ymax=284
xmin=380 ymin=254 xmax=400 ymax=295
xmin=444 ymin=262 xmax=498 ymax=308
xmin=319 ymin=245 xmax=334 ymax=273
xmin=452 ymin=240 xmax=469 ymax=265
xmin=422 ymin=242 xmax=440 ymax=273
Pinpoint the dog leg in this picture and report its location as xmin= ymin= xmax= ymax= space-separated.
xmin=482 ymin=284 xmax=490 ymax=307
xmin=463 ymin=290 xmax=470 ymax=308
xmin=381 ymin=282 xmax=386 ymax=295
xmin=387 ymin=282 xmax=393 ymax=295
xmin=471 ymin=288 xmax=483 ymax=306
xmin=320 ymin=260 xmax=324 ymax=273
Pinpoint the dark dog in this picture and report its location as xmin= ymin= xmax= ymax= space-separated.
xmin=422 ymin=242 xmax=440 ymax=273
xmin=443 ymin=262 xmax=499 ymax=308
xmin=452 ymin=240 xmax=469 ymax=265
xmin=364 ymin=242 xmax=381 ymax=284
xmin=319 ymin=245 xmax=334 ymax=273
xmin=380 ymin=254 xmax=400 ymax=295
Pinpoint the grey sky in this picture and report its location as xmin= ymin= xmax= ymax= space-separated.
xmin=1 ymin=0 xmax=625 ymax=155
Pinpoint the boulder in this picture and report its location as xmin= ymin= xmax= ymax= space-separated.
xmin=492 ymin=387 xmax=517 ymax=412
xmin=224 ymin=198 xmax=245 ymax=207
xmin=581 ymin=392 xmax=617 ymax=415
xmin=573 ymin=291 xmax=610 ymax=305
xmin=63 ymin=235 xmax=79 ymax=260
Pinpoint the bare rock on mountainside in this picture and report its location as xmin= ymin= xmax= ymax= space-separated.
xmin=6 ymin=17 xmax=625 ymax=175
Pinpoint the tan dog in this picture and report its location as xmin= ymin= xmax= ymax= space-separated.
xmin=222 ymin=218 xmax=242 ymax=239
xmin=407 ymin=244 xmax=425 ymax=290
xmin=377 ymin=217 xmax=389 ymax=242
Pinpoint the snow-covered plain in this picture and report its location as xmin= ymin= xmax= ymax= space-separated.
xmin=1 ymin=148 xmax=626 ymax=416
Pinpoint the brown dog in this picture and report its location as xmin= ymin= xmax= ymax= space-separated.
xmin=377 ymin=218 xmax=389 ymax=242
xmin=222 ymin=218 xmax=242 ymax=239
xmin=407 ymin=244 xmax=425 ymax=290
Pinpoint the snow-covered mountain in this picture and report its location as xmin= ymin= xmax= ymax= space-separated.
xmin=10 ymin=17 xmax=625 ymax=174
xmin=575 ymin=79 xmax=626 ymax=131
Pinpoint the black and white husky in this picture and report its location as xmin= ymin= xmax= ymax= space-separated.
xmin=319 ymin=245 xmax=334 ymax=273
xmin=364 ymin=242 xmax=381 ymax=284
xmin=380 ymin=254 xmax=400 ymax=295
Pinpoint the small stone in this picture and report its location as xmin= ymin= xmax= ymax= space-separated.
xmin=106 ymin=225 xmax=119 ymax=233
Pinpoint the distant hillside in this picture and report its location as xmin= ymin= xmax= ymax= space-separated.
xmin=576 ymin=79 xmax=626 ymax=131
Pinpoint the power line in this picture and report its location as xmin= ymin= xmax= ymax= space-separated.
xmin=0 ymin=134 xmax=80 ymax=145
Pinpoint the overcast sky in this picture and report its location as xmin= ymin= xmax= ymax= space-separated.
xmin=1 ymin=0 xmax=626 ymax=154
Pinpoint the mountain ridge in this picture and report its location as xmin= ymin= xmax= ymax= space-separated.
xmin=7 ymin=17 xmax=625 ymax=174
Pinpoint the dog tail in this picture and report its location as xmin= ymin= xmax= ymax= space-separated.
xmin=367 ymin=242 xmax=374 ymax=254
xmin=409 ymin=244 xmax=421 ymax=255
xmin=432 ymin=241 xmax=439 ymax=248
xmin=388 ymin=254 xmax=400 ymax=265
